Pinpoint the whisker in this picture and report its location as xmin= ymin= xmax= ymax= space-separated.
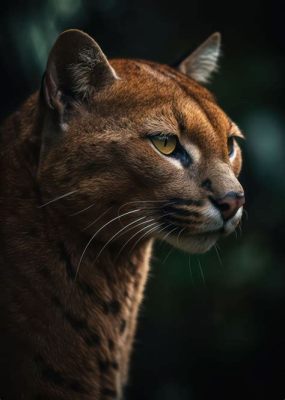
xmin=188 ymin=256 xmax=194 ymax=286
xmin=155 ymin=224 xmax=180 ymax=259
xmin=159 ymin=224 xmax=179 ymax=245
xmin=238 ymin=222 xmax=243 ymax=238
xmin=155 ymin=224 xmax=178 ymax=263
xmin=177 ymin=227 xmax=186 ymax=245
xmin=118 ymin=199 xmax=177 ymax=218
xmin=38 ymin=190 xmax=78 ymax=208
xmin=129 ymin=223 xmax=161 ymax=254
xmin=116 ymin=217 xmax=156 ymax=243
xmin=243 ymin=208 xmax=249 ymax=221
xmin=70 ymin=202 xmax=96 ymax=216
xmin=214 ymin=245 xmax=223 ymax=269
xmin=83 ymin=207 xmax=113 ymax=231
xmin=162 ymin=246 xmax=174 ymax=264
xmin=95 ymin=216 xmax=147 ymax=261
xmin=75 ymin=208 xmax=142 ymax=279
xmin=197 ymin=257 xmax=206 ymax=287
xmin=115 ymin=221 xmax=158 ymax=260
xmin=115 ymin=214 xmax=178 ymax=261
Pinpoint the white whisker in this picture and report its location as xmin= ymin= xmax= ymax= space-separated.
xmin=214 ymin=245 xmax=223 ymax=268
xmin=70 ymin=202 xmax=96 ymax=216
xmin=95 ymin=216 xmax=146 ymax=261
xmin=159 ymin=225 xmax=179 ymax=244
xmin=158 ymin=225 xmax=179 ymax=264
xmin=83 ymin=207 xmax=113 ymax=231
xmin=129 ymin=223 xmax=161 ymax=254
xmin=38 ymin=190 xmax=78 ymax=208
xmin=75 ymin=208 xmax=142 ymax=279
xmin=162 ymin=246 xmax=174 ymax=264
xmin=118 ymin=199 xmax=177 ymax=216
xmin=116 ymin=221 xmax=157 ymax=260
xmin=243 ymin=208 xmax=248 ymax=221
xmin=197 ymin=257 xmax=206 ymax=287
xmin=177 ymin=227 xmax=186 ymax=245
xmin=188 ymin=256 xmax=194 ymax=286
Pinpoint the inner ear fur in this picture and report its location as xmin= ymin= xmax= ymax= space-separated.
xmin=178 ymin=32 xmax=221 ymax=84
xmin=42 ymin=29 xmax=118 ymax=113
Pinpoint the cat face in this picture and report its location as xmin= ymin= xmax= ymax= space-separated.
xmin=38 ymin=30 xmax=244 ymax=254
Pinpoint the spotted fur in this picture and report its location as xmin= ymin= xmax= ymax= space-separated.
xmin=0 ymin=30 xmax=244 ymax=399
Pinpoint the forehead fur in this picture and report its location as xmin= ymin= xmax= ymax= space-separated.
xmin=96 ymin=59 xmax=232 ymax=156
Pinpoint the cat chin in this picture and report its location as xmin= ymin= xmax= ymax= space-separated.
xmin=163 ymin=233 xmax=219 ymax=254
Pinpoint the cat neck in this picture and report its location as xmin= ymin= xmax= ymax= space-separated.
xmin=38 ymin=219 xmax=154 ymax=397
xmin=1 ymin=193 xmax=153 ymax=398
xmin=0 ymin=107 xmax=154 ymax=398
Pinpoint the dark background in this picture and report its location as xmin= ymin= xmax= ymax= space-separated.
xmin=1 ymin=1 xmax=285 ymax=399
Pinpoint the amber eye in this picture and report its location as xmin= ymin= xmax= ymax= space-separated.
xmin=227 ymin=136 xmax=235 ymax=158
xmin=149 ymin=135 xmax=177 ymax=155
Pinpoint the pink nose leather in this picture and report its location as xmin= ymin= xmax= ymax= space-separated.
xmin=214 ymin=192 xmax=245 ymax=221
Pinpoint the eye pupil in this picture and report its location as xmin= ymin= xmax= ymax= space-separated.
xmin=149 ymin=135 xmax=177 ymax=156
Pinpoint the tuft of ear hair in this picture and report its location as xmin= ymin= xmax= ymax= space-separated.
xmin=178 ymin=32 xmax=221 ymax=84
xmin=42 ymin=29 xmax=118 ymax=111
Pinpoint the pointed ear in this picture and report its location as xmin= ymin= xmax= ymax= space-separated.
xmin=178 ymin=32 xmax=221 ymax=84
xmin=42 ymin=29 xmax=118 ymax=115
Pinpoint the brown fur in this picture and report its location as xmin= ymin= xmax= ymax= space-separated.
xmin=0 ymin=30 xmax=244 ymax=399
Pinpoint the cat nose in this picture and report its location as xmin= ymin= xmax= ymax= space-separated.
xmin=211 ymin=191 xmax=245 ymax=221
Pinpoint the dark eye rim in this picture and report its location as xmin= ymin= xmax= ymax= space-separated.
xmin=146 ymin=132 xmax=177 ymax=140
xmin=227 ymin=136 xmax=235 ymax=157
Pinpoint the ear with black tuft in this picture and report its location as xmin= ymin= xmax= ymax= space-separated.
xmin=42 ymin=29 xmax=118 ymax=119
xmin=178 ymin=32 xmax=221 ymax=84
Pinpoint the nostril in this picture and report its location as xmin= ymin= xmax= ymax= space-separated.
xmin=210 ymin=191 xmax=245 ymax=221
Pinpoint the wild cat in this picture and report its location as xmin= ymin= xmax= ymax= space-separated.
xmin=0 ymin=30 xmax=244 ymax=399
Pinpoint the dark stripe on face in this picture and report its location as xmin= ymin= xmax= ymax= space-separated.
xmin=162 ymin=205 xmax=200 ymax=218
xmin=58 ymin=242 xmax=76 ymax=280
xmin=161 ymin=215 xmax=200 ymax=227
xmin=169 ymin=198 xmax=203 ymax=207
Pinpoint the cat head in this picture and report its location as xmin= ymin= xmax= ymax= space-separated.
xmin=38 ymin=29 xmax=244 ymax=254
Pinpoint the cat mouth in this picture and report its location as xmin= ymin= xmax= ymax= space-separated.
xmin=188 ymin=227 xmax=224 ymax=237
xmin=162 ymin=229 xmax=219 ymax=254
xmin=157 ymin=222 xmax=239 ymax=254
xmin=155 ymin=203 xmax=243 ymax=253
